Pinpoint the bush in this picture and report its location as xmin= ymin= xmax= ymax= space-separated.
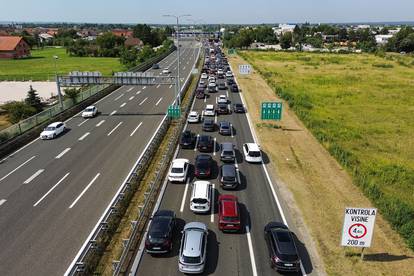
xmin=2 ymin=101 xmax=37 ymax=124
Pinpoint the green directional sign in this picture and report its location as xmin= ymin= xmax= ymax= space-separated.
xmin=167 ymin=105 xmax=181 ymax=119
xmin=228 ymin=48 xmax=236 ymax=55
xmin=261 ymin=102 xmax=282 ymax=120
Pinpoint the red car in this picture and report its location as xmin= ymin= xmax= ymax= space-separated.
xmin=218 ymin=195 xmax=241 ymax=232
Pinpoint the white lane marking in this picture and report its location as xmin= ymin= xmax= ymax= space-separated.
xmin=180 ymin=177 xmax=190 ymax=212
xmin=120 ymin=102 xmax=127 ymax=108
xmin=96 ymin=120 xmax=105 ymax=127
xmin=139 ymin=97 xmax=148 ymax=106
xmin=33 ymin=172 xmax=70 ymax=207
xmin=114 ymin=94 xmax=124 ymax=101
xmin=194 ymin=134 xmax=200 ymax=152
xmin=231 ymin=123 xmax=234 ymax=138
xmin=204 ymin=96 xmax=207 ymax=103
xmin=214 ymin=113 xmax=217 ymax=124
xmin=23 ymin=169 xmax=44 ymax=184
xmin=246 ymin=226 xmax=258 ymax=276
xmin=173 ymin=67 xmax=177 ymax=70
xmin=159 ymin=72 xmax=162 ymax=75
xmin=0 ymin=199 xmax=6 ymax=206
xmin=226 ymin=90 xmax=229 ymax=97
xmin=77 ymin=119 xmax=89 ymax=127
xmin=183 ymin=66 xmax=186 ymax=70
xmin=107 ymin=122 xmax=123 ymax=136
xmin=169 ymin=84 xmax=173 ymax=89
xmin=213 ymin=137 xmax=217 ymax=156
xmin=110 ymin=110 xmax=117 ymax=116
xmin=56 ymin=148 xmax=71 ymax=159
xmin=136 ymin=90 xmax=141 ymax=95
xmin=129 ymin=96 xmax=135 ymax=101
xmin=69 ymin=173 xmax=100 ymax=209
xmin=156 ymin=84 xmax=160 ymax=89
xmin=0 ymin=155 xmax=36 ymax=181
xmin=142 ymin=86 xmax=147 ymax=90
xmin=127 ymin=87 xmax=134 ymax=92
xmin=155 ymin=97 xmax=163 ymax=106
xmin=130 ymin=122 xmax=143 ymax=137
xmin=201 ymin=111 xmax=204 ymax=121
xmin=210 ymin=183 xmax=215 ymax=223
xmin=78 ymin=132 xmax=90 ymax=141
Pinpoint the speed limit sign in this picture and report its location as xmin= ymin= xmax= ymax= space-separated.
xmin=341 ymin=207 xmax=377 ymax=248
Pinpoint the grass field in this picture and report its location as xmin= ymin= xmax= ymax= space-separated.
xmin=239 ymin=50 xmax=414 ymax=247
xmin=0 ymin=47 xmax=124 ymax=81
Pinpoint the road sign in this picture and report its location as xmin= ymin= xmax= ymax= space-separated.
xmin=167 ymin=105 xmax=181 ymax=119
xmin=261 ymin=102 xmax=282 ymax=120
xmin=341 ymin=207 xmax=377 ymax=248
xmin=239 ymin=64 xmax=251 ymax=75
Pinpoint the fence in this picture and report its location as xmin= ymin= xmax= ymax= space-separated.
xmin=65 ymin=44 xmax=201 ymax=276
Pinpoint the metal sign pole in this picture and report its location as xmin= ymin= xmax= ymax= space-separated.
xmin=56 ymin=75 xmax=64 ymax=110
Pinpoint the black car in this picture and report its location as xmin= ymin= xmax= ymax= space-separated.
xmin=197 ymin=135 xmax=214 ymax=152
xmin=145 ymin=210 xmax=176 ymax=254
xmin=227 ymin=78 xmax=234 ymax=85
xmin=264 ymin=222 xmax=301 ymax=272
xmin=231 ymin=83 xmax=239 ymax=92
xmin=195 ymin=154 xmax=213 ymax=178
xmin=217 ymin=103 xmax=230 ymax=115
xmin=233 ymin=103 xmax=245 ymax=113
xmin=219 ymin=164 xmax=239 ymax=189
xmin=218 ymin=82 xmax=227 ymax=90
xmin=202 ymin=119 xmax=215 ymax=132
xmin=196 ymin=87 xmax=205 ymax=99
xmin=219 ymin=121 xmax=232 ymax=135
xmin=152 ymin=63 xmax=160 ymax=69
xmin=180 ymin=130 xmax=196 ymax=149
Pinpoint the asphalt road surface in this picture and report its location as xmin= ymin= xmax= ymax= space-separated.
xmin=0 ymin=40 xmax=200 ymax=276
xmin=134 ymin=47 xmax=313 ymax=276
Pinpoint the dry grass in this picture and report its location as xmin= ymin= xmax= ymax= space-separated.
xmin=0 ymin=115 xmax=11 ymax=131
xmin=229 ymin=54 xmax=414 ymax=276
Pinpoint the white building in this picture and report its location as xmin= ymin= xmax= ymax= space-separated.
xmin=273 ymin=24 xmax=296 ymax=36
xmin=38 ymin=33 xmax=53 ymax=43
xmin=375 ymin=34 xmax=393 ymax=45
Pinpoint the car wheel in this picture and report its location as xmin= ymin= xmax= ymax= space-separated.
xmin=52 ymin=133 xmax=56 ymax=139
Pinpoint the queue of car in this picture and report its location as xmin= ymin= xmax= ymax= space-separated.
xmin=149 ymin=41 xmax=301 ymax=274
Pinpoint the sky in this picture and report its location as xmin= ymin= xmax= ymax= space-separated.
xmin=0 ymin=0 xmax=413 ymax=24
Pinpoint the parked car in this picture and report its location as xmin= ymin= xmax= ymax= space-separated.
xmin=231 ymin=83 xmax=239 ymax=92
xmin=216 ymin=103 xmax=230 ymax=115
xmin=219 ymin=164 xmax=239 ymax=189
xmin=187 ymin=111 xmax=201 ymax=123
xmin=220 ymin=142 xmax=236 ymax=162
xmin=204 ymin=104 xmax=215 ymax=116
xmin=82 ymin=105 xmax=98 ymax=118
xmin=168 ymin=158 xmax=190 ymax=183
xmin=195 ymin=154 xmax=213 ymax=178
xmin=219 ymin=121 xmax=232 ymax=135
xmin=178 ymin=222 xmax=208 ymax=274
xmin=197 ymin=135 xmax=214 ymax=152
xmin=190 ymin=181 xmax=212 ymax=213
xmin=233 ymin=103 xmax=245 ymax=113
xmin=217 ymin=95 xmax=227 ymax=104
xmin=218 ymin=195 xmax=241 ymax=232
xmin=40 ymin=122 xmax=66 ymax=140
xmin=202 ymin=119 xmax=215 ymax=132
xmin=145 ymin=210 xmax=175 ymax=254
xmin=152 ymin=63 xmax=160 ymax=69
xmin=264 ymin=222 xmax=301 ymax=272
xmin=243 ymin=143 xmax=262 ymax=163
xmin=180 ymin=130 xmax=196 ymax=149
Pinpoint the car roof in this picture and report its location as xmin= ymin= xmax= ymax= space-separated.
xmin=154 ymin=209 xmax=175 ymax=218
xmin=219 ymin=195 xmax=238 ymax=217
xmin=189 ymin=111 xmax=198 ymax=115
xmin=245 ymin=143 xmax=260 ymax=151
xmin=221 ymin=164 xmax=236 ymax=176
xmin=172 ymin=158 xmax=189 ymax=167
xmin=271 ymin=228 xmax=297 ymax=255
xmin=85 ymin=105 xmax=95 ymax=109
xmin=48 ymin=122 xmax=63 ymax=127
xmin=220 ymin=121 xmax=230 ymax=126
xmin=196 ymin=154 xmax=212 ymax=161
xmin=204 ymin=119 xmax=214 ymax=123
xmin=206 ymin=104 xmax=214 ymax=109
xmin=192 ymin=181 xmax=211 ymax=199
xmin=183 ymin=223 xmax=207 ymax=257
xmin=221 ymin=142 xmax=234 ymax=150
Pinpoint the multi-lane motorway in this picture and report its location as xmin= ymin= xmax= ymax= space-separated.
xmin=134 ymin=45 xmax=313 ymax=275
xmin=0 ymin=40 xmax=199 ymax=276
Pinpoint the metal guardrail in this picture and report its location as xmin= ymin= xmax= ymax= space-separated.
xmin=65 ymin=44 xmax=201 ymax=276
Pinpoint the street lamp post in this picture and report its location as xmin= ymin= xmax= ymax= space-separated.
xmin=53 ymin=55 xmax=64 ymax=110
xmin=163 ymin=14 xmax=191 ymax=106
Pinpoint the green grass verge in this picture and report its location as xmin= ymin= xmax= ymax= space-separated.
xmin=239 ymin=50 xmax=414 ymax=251
xmin=0 ymin=47 xmax=124 ymax=81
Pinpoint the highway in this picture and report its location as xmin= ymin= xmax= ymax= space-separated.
xmin=0 ymin=40 xmax=200 ymax=276
xmin=134 ymin=45 xmax=313 ymax=275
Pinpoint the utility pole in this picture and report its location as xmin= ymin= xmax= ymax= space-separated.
xmin=53 ymin=55 xmax=64 ymax=110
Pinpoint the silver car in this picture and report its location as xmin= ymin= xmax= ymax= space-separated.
xmin=178 ymin=222 xmax=208 ymax=274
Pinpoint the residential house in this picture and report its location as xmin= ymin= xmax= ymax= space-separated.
xmin=124 ymin=37 xmax=143 ymax=49
xmin=375 ymin=34 xmax=393 ymax=45
xmin=0 ymin=36 xmax=31 ymax=59
xmin=112 ymin=29 xmax=133 ymax=38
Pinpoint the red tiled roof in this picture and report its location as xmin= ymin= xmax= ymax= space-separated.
xmin=0 ymin=36 xmax=23 ymax=51
xmin=125 ymin=37 xmax=143 ymax=47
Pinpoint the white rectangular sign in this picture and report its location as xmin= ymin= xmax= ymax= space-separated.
xmin=341 ymin=207 xmax=377 ymax=248
xmin=239 ymin=64 xmax=251 ymax=75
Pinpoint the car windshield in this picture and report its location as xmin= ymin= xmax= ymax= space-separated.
xmin=171 ymin=167 xmax=183 ymax=173
xmin=183 ymin=256 xmax=201 ymax=264
xmin=249 ymin=151 xmax=261 ymax=157
xmin=45 ymin=127 xmax=55 ymax=131
xmin=223 ymin=150 xmax=233 ymax=156
xmin=221 ymin=125 xmax=229 ymax=129
xmin=192 ymin=198 xmax=208 ymax=204
xmin=223 ymin=176 xmax=235 ymax=181
xmin=85 ymin=107 xmax=94 ymax=112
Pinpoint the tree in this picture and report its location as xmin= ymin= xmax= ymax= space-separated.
xmin=280 ymin=32 xmax=293 ymax=49
xmin=25 ymin=85 xmax=43 ymax=112
xmin=133 ymin=24 xmax=155 ymax=46
xmin=137 ymin=45 xmax=155 ymax=62
xmin=400 ymin=33 xmax=414 ymax=53
xmin=64 ymin=88 xmax=80 ymax=103
xmin=119 ymin=47 xmax=139 ymax=69
xmin=2 ymin=101 xmax=37 ymax=124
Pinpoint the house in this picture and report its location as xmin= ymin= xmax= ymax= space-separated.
xmin=375 ymin=34 xmax=393 ymax=45
xmin=112 ymin=29 xmax=133 ymax=38
xmin=39 ymin=33 xmax=54 ymax=43
xmin=124 ymin=37 xmax=143 ymax=48
xmin=0 ymin=36 xmax=31 ymax=59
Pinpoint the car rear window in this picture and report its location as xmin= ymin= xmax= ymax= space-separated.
xmin=171 ymin=167 xmax=183 ymax=173
xmin=249 ymin=151 xmax=261 ymax=157
xmin=192 ymin=198 xmax=208 ymax=204
xmin=183 ymin=256 xmax=201 ymax=264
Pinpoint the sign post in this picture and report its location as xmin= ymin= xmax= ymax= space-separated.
xmin=261 ymin=102 xmax=282 ymax=121
xmin=341 ymin=207 xmax=377 ymax=260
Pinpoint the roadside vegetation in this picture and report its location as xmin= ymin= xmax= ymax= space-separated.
xmin=239 ymin=50 xmax=414 ymax=252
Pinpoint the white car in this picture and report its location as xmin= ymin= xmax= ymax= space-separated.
xmin=208 ymin=76 xmax=216 ymax=83
xmin=208 ymin=82 xmax=216 ymax=88
xmin=168 ymin=158 xmax=190 ymax=183
xmin=162 ymin=68 xmax=171 ymax=74
xmin=226 ymin=71 xmax=233 ymax=78
xmin=217 ymin=95 xmax=227 ymax=104
xmin=190 ymin=181 xmax=212 ymax=213
xmin=187 ymin=111 xmax=200 ymax=123
xmin=201 ymin=73 xmax=208 ymax=79
xmin=204 ymin=105 xmax=215 ymax=116
xmin=243 ymin=143 xmax=263 ymax=163
xmin=82 ymin=106 xmax=98 ymax=118
xmin=217 ymin=69 xmax=224 ymax=75
xmin=40 ymin=122 xmax=66 ymax=140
